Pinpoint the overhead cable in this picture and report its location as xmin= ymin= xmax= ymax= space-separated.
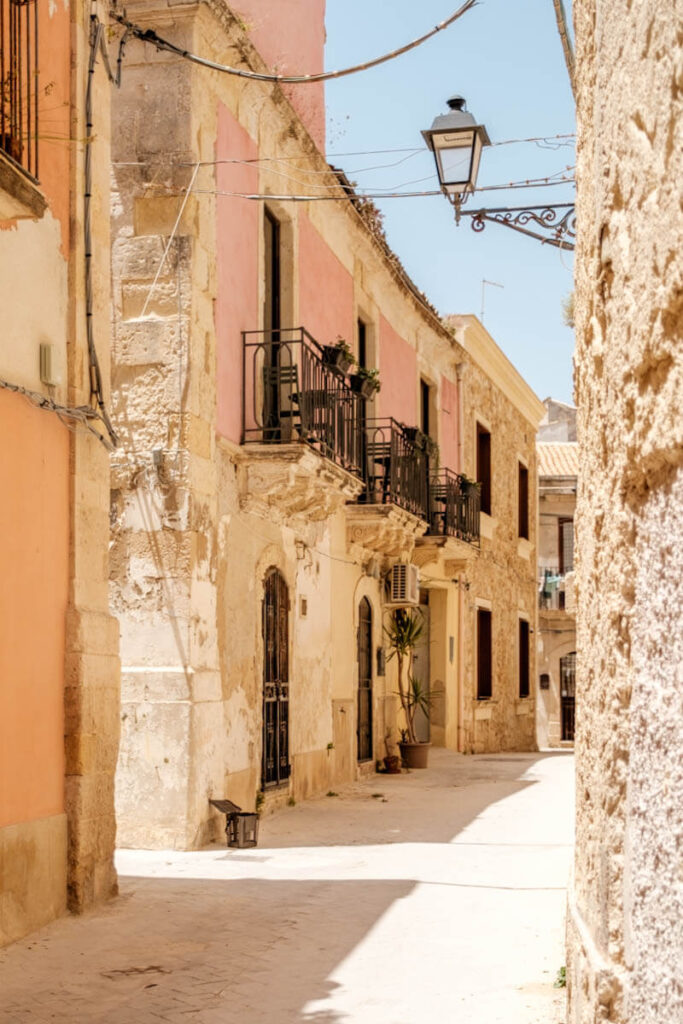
xmin=109 ymin=0 xmax=478 ymax=83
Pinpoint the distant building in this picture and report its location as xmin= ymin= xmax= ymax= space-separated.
xmin=536 ymin=423 xmax=577 ymax=748
xmin=538 ymin=396 xmax=577 ymax=442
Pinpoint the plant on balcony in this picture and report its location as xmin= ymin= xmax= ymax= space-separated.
xmin=423 ymin=436 xmax=440 ymax=464
xmin=460 ymin=474 xmax=479 ymax=497
xmin=384 ymin=608 xmax=434 ymax=768
xmin=322 ymin=338 xmax=355 ymax=376
xmin=349 ymin=366 xmax=381 ymax=398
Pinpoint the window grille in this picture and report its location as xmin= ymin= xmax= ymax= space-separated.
xmin=0 ymin=0 xmax=39 ymax=179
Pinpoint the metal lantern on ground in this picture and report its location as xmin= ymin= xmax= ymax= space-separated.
xmin=422 ymin=95 xmax=491 ymax=213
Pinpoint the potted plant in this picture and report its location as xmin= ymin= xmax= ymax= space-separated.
xmin=349 ymin=366 xmax=381 ymax=398
xmin=402 ymin=425 xmax=425 ymax=447
xmin=322 ymin=338 xmax=355 ymax=376
xmin=460 ymin=473 xmax=480 ymax=498
xmin=382 ymin=729 xmax=401 ymax=774
xmin=384 ymin=608 xmax=432 ymax=769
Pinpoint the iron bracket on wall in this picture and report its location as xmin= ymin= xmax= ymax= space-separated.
xmin=459 ymin=202 xmax=576 ymax=251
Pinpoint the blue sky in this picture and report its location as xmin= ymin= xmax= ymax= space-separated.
xmin=324 ymin=0 xmax=576 ymax=403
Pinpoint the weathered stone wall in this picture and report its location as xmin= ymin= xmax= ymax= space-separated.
xmin=569 ymin=2 xmax=683 ymax=1020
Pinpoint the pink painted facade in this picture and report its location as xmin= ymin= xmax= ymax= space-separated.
xmin=298 ymin=213 xmax=354 ymax=348
xmin=440 ymin=375 xmax=460 ymax=472
xmin=235 ymin=0 xmax=326 ymax=151
xmin=215 ymin=105 xmax=259 ymax=444
xmin=377 ymin=316 xmax=418 ymax=424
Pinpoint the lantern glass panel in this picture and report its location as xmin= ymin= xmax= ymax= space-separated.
xmin=434 ymin=129 xmax=475 ymax=189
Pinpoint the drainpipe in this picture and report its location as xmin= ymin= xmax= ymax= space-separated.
xmin=455 ymin=361 xmax=466 ymax=751
xmin=455 ymin=362 xmax=465 ymax=475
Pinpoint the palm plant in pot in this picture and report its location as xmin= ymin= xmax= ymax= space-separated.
xmin=384 ymin=608 xmax=432 ymax=769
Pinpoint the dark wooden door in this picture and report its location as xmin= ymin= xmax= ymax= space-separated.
xmin=357 ymin=598 xmax=373 ymax=762
xmin=560 ymin=651 xmax=576 ymax=741
xmin=262 ymin=569 xmax=290 ymax=786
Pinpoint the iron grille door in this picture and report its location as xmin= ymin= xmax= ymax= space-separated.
xmin=560 ymin=651 xmax=576 ymax=741
xmin=262 ymin=569 xmax=290 ymax=787
xmin=357 ymin=598 xmax=373 ymax=761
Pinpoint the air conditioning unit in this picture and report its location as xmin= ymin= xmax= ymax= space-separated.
xmin=387 ymin=563 xmax=420 ymax=606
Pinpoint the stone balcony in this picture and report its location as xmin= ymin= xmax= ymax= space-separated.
xmin=238 ymin=443 xmax=364 ymax=523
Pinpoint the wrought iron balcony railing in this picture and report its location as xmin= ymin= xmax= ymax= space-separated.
xmin=242 ymin=327 xmax=364 ymax=477
xmin=1 ymin=0 xmax=39 ymax=179
xmin=428 ymin=468 xmax=480 ymax=545
xmin=538 ymin=566 xmax=571 ymax=610
xmin=361 ymin=418 xmax=429 ymax=519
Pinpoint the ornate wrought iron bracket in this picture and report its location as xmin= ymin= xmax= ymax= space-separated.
xmin=458 ymin=203 xmax=576 ymax=250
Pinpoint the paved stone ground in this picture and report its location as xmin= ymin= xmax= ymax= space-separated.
xmin=0 ymin=750 xmax=574 ymax=1024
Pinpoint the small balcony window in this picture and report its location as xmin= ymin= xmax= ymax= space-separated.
xmin=1 ymin=0 xmax=39 ymax=180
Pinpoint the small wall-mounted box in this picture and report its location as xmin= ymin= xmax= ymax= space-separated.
xmin=39 ymin=343 xmax=57 ymax=386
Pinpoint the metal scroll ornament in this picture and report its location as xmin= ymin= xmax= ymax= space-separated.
xmin=464 ymin=203 xmax=576 ymax=250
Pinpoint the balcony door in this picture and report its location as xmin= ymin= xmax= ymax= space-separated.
xmin=263 ymin=208 xmax=282 ymax=438
xmin=357 ymin=598 xmax=373 ymax=761
xmin=262 ymin=568 xmax=290 ymax=787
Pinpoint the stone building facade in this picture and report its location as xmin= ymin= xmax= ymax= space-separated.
xmin=447 ymin=316 xmax=544 ymax=754
xmin=0 ymin=0 xmax=119 ymax=945
xmin=569 ymin=1 xmax=682 ymax=1021
xmin=536 ymin=400 xmax=577 ymax=749
xmin=108 ymin=0 xmax=544 ymax=850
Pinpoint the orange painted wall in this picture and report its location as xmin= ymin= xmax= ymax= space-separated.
xmin=0 ymin=390 xmax=69 ymax=828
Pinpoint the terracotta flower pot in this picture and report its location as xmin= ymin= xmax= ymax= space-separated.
xmin=398 ymin=741 xmax=431 ymax=769
xmin=383 ymin=755 xmax=401 ymax=774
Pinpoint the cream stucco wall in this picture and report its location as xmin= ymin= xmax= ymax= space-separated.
xmin=569 ymin=2 xmax=683 ymax=1021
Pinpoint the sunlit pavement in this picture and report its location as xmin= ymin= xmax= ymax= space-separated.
xmin=0 ymin=749 xmax=573 ymax=1023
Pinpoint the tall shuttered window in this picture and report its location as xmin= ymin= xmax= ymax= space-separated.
xmin=477 ymin=607 xmax=492 ymax=700
xmin=559 ymin=518 xmax=574 ymax=573
xmin=477 ymin=424 xmax=491 ymax=515
xmin=518 ymin=462 xmax=529 ymax=539
xmin=519 ymin=619 xmax=530 ymax=698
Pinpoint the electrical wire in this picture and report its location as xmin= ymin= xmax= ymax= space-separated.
xmin=84 ymin=15 xmax=128 ymax=448
xmin=109 ymin=0 xmax=478 ymax=83
xmin=0 ymin=377 xmax=115 ymax=449
xmin=139 ymin=162 xmax=200 ymax=319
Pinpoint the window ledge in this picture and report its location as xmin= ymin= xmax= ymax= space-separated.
xmin=517 ymin=537 xmax=532 ymax=560
xmin=0 ymin=151 xmax=46 ymax=220
xmin=479 ymin=512 xmax=496 ymax=540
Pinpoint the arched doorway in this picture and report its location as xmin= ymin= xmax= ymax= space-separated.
xmin=262 ymin=568 xmax=290 ymax=786
xmin=357 ymin=597 xmax=373 ymax=762
xmin=560 ymin=651 xmax=576 ymax=741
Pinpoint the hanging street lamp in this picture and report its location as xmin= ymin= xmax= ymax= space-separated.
xmin=421 ymin=95 xmax=491 ymax=212
xmin=422 ymin=96 xmax=576 ymax=250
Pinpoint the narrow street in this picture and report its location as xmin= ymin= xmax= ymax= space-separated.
xmin=0 ymin=751 xmax=573 ymax=1024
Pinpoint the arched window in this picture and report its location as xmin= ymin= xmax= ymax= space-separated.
xmin=262 ymin=569 xmax=290 ymax=786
